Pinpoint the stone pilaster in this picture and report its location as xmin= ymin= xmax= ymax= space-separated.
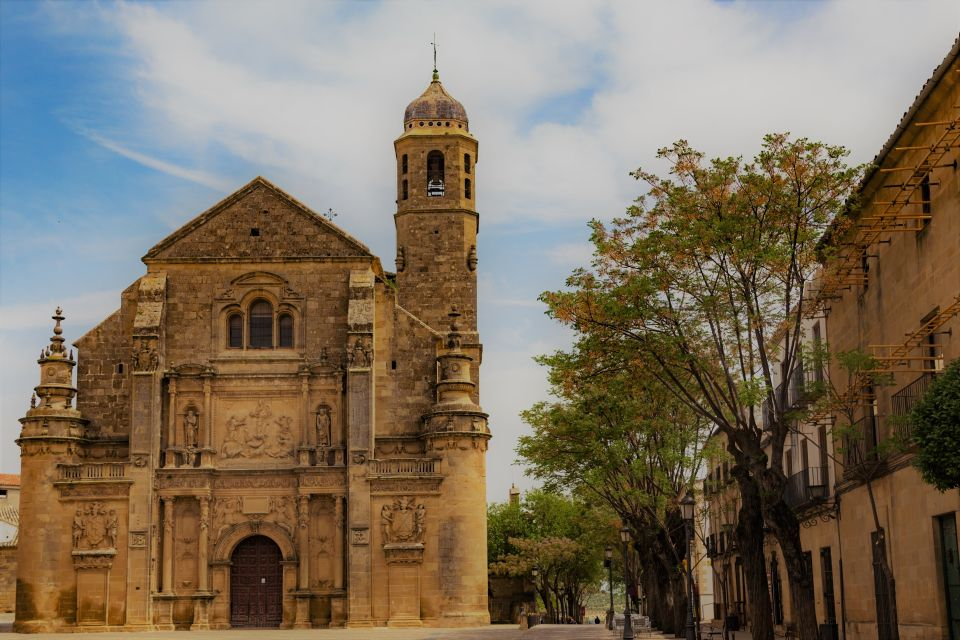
xmin=346 ymin=269 xmax=375 ymax=627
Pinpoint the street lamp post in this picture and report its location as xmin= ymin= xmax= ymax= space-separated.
xmin=530 ymin=567 xmax=539 ymax=625
xmin=620 ymin=527 xmax=634 ymax=640
xmin=681 ymin=491 xmax=697 ymax=640
xmin=605 ymin=546 xmax=614 ymax=629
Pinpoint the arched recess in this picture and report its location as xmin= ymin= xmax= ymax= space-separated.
xmin=213 ymin=520 xmax=297 ymax=563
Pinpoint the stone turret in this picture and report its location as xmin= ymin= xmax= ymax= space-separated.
xmin=15 ymin=309 xmax=88 ymax=632
xmin=422 ymin=310 xmax=490 ymax=626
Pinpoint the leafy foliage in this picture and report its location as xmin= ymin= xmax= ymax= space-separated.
xmin=912 ymin=360 xmax=960 ymax=491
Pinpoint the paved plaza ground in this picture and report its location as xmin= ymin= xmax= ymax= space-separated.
xmin=0 ymin=615 xmax=666 ymax=640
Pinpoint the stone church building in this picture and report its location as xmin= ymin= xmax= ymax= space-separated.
xmin=14 ymin=71 xmax=491 ymax=631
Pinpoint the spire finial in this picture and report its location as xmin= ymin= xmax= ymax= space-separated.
xmin=47 ymin=307 xmax=67 ymax=356
xmin=431 ymin=34 xmax=439 ymax=81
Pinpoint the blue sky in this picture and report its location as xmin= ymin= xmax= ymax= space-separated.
xmin=1 ymin=1 xmax=958 ymax=503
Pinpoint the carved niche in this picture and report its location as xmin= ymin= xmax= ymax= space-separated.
xmin=380 ymin=497 xmax=425 ymax=545
xmin=72 ymin=502 xmax=120 ymax=550
xmin=183 ymin=405 xmax=201 ymax=448
xmin=347 ymin=336 xmax=373 ymax=368
xmin=132 ymin=337 xmax=159 ymax=373
xmin=315 ymin=404 xmax=332 ymax=448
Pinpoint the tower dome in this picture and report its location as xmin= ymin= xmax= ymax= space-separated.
xmin=403 ymin=71 xmax=469 ymax=129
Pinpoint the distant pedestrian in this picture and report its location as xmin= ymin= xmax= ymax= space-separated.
xmin=594 ymin=615 xmax=601 ymax=625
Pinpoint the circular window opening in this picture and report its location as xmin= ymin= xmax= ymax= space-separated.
xmin=419 ymin=121 xmax=424 ymax=126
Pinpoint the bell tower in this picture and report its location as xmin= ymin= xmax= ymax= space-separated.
xmin=394 ymin=66 xmax=479 ymax=337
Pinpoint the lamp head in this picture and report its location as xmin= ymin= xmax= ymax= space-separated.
xmin=680 ymin=490 xmax=696 ymax=521
xmin=619 ymin=526 xmax=631 ymax=543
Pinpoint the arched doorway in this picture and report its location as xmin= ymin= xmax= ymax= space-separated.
xmin=230 ymin=535 xmax=283 ymax=628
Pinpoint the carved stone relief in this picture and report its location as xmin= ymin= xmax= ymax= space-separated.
xmin=220 ymin=400 xmax=295 ymax=460
xmin=132 ymin=338 xmax=159 ymax=373
xmin=347 ymin=336 xmax=373 ymax=368
xmin=380 ymin=497 xmax=425 ymax=545
xmin=72 ymin=502 xmax=120 ymax=550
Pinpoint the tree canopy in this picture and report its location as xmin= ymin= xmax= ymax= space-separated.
xmin=912 ymin=359 xmax=960 ymax=491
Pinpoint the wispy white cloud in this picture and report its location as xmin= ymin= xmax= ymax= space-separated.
xmin=545 ymin=242 xmax=595 ymax=269
xmin=0 ymin=291 xmax=119 ymax=331
xmin=81 ymin=130 xmax=230 ymax=191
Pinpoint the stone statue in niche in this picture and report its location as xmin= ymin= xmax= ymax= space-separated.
xmin=183 ymin=406 xmax=200 ymax=448
xmin=347 ymin=337 xmax=372 ymax=368
xmin=381 ymin=496 xmax=425 ymax=545
xmin=72 ymin=501 xmax=119 ymax=550
xmin=316 ymin=405 xmax=332 ymax=448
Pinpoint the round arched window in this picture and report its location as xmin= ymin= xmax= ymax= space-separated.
xmin=278 ymin=314 xmax=294 ymax=348
xmin=249 ymin=300 xmax=273 ymax=348
xmin=228 ymin=313 xmax=243 ymax=348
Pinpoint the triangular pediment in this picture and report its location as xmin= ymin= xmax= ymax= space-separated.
xmin=144 ymin=177 xmax=373 ymax=262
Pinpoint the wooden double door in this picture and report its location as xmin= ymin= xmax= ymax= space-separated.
xmin=230 ymin=535 xmax=283 ymax=628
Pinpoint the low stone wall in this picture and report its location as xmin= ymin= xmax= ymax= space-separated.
xmin=0 ymin=546 xmax=15 ymax=612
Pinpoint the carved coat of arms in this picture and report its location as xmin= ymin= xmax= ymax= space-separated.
xmin=380 ymin=497 xmax=425 ymax=544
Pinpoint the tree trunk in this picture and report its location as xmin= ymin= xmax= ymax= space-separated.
xmin=672 ymin=575 xmax=687 ymax=637
xmin=735 ymin=468 xmax=775 ymax=640
xmin=766 ymin=496 xmax=819 ymax=640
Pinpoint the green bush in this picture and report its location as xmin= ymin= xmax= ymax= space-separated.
xmin=912 ymin=359 xmax=960 ymax=491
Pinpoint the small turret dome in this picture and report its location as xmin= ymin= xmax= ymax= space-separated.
xmin=404 ymin=72 xmax=468 ymax=129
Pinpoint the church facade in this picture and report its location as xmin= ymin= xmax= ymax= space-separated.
xmin=14 ymin=72 xmax=491 ymax=632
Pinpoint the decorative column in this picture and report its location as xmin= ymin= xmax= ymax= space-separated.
xmin=191 ymin=496 xmax=213 ymax=630
xmin=200 ymin=372 xmax=215 ymax=467
xmin=155 ymin=496 xmax=176 ymax=630
xmin=294 ymin=495 xmax=312 ymax=628
xmin=165 ymin=376 xmax=178 ymax=468
xmin=298 ymin=371 xmax=312 ymax=466
xmin=330 ymin=495 xmax=346 ymax=627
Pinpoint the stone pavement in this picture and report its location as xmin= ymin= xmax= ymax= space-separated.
xmin=0 ymin=615 xmax=636 ymax=640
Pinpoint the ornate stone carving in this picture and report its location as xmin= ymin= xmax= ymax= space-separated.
xmin=347 ymin=337 xmax=373 ymax=368
xmin=380 ymin=497 xmax=425 ymax=545
xmin=297 ymin=496 xmax=310 ymax=530
xmin=59 ymin=483 xmax=130 ymax=499
xmin=132 ymin=338 xmax=159 ymax=372
xmin=215 ymin=475 xmax=296 ymax=489
xmin=467 ymin=244 xmax=478 ymax=271
xmin=351 ymin=528 xmax=369 ymax=546
xmin=129 ymin=531 xmax=147 ymax=548
xmin=220 ymin=400 xmax=295 ymax=459
xmin=199 ymin=498 xmax=210 ymax=532
xmin=299 ymin=473 xmax=346 ymax=489
xmin=396 ymin=246 xmax=406 ymax=272
xmin=315 ymin=405 xmax=331 ymax=448
xmin=351 ymin=452 xmax=367 ymax=465
xmin=72 ymin=502 xmax=120 ymax=550
xmin=371 ymin=478 xmax=442 ymax=495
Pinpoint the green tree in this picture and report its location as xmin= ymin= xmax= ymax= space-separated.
xmin=487 ymin=490 xmax=607 ymax=624
xmin=541 ymin=134 xmax=863 ymax=640
xmin=520 ymin=337 xmax=710 ymax=633
xmin=912 ymin=359 xmax=960 ymax=491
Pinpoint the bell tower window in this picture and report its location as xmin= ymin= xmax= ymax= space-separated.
xmin=249 ymin=300 xmax=273 ymax=348
xmin=427 ymin=150 xmax=445 ymax=197
xmin=402 ymin=154 xmax=408 ymax=174
xmin=402 ymin=179 xmax=408 ymax=200
xmin=464 ymin=153 xmax=471 ymax=174
xmin=464 ymin=178 xmax=471 ymax=200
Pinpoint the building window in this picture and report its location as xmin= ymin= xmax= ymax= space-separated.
xmin=278 ymin=314 xmax=294 ymax=348
xmin=464 ymin=153 xmax=471 ymax=174
xmin=920 ymin=174 xmax=931 ymax=230
xmin=402 ymin=154 xmax=408 ymax=174
xmin=427 ymin=150 xmax=444 ymax=197
xmin=228 ymin=314 xmax=243 ymax=348
xmin=249 ymin=300 xmax=273 ymax=348
xmin=402 ymin=179 xmax=408 ymax=200
xmin=922 ymin=307 xmax=943 ymax=372
xmin=464 ymin=178 xmax=471 ymax=199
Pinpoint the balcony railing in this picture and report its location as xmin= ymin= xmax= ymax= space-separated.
xmin=843 ymin=415 xmax=878 ymax=474
xmin=370 ymin=458 xmax=437 ymax=476
xmin=890 ymin=373 xmax=936 ymax=443
xmin=58 ymin=463 xmax=126 ymax=481
xmin=784 ymin=466 xmax=828 ymax=510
